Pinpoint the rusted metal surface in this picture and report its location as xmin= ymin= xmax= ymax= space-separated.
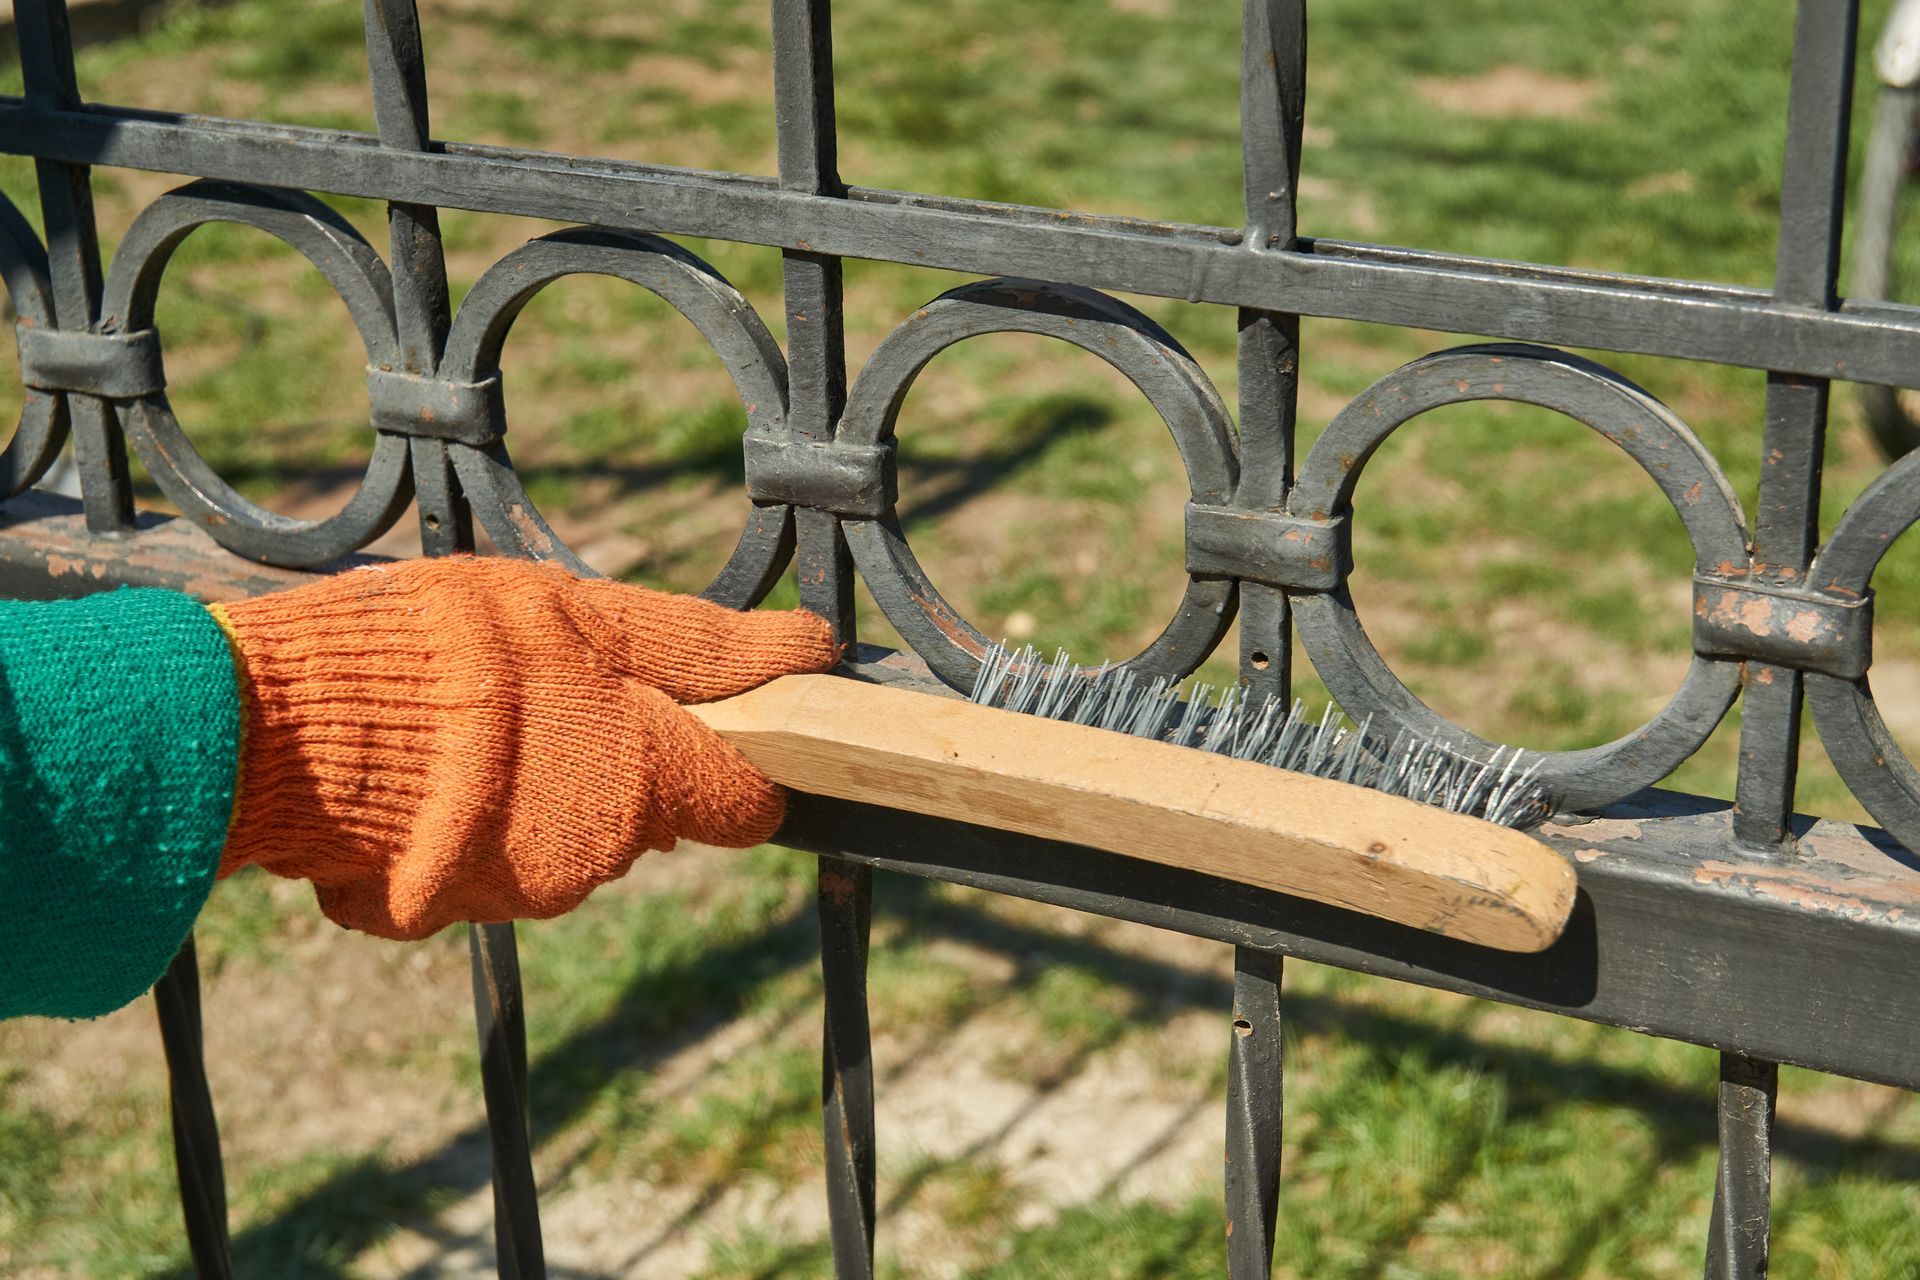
xmin=0 ymin=490 xmax=372 ymax=600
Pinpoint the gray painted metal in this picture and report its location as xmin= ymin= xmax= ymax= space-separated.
xmin=0 ymin=0 xmax=1914 ymax=1276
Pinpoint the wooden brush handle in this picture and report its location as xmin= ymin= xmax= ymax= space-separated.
xmin=688 ymin=674 xmax=1575 ymax=953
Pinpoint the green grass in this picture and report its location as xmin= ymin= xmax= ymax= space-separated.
xmin=4 ymin=0 xmax=1920 ymax=1275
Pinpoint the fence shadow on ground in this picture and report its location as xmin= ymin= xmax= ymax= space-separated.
xmin=154 ymin=869 xmax=1920 ymax=1280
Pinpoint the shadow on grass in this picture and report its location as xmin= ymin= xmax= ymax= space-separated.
xmin=153 ymin=870 xmax=1920 ymax=1279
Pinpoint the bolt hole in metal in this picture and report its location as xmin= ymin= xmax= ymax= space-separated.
xmin=485 ymin=271 xmax=773 ymax=590
xmin=1337 ymin=395 xmax=1697 ymax=754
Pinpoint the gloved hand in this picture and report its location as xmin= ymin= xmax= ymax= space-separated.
xmin=209 ymin=556 xmax=839 ymax=940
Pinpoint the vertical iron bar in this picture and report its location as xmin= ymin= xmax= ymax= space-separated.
xmin=1705 ymin=1055 xmax=1778 ymax=1280
xmin=469 ymin=922 xmax=545 ymax=1280
xmin=12 ymin=0 xmax=131 ymax=531
xmin=1235 ymin=0 xmax=1306 ymax=703
xmin=771 ymin=4 xmax=874 ymax=1275
xmin=817 ymin=857 xmax=876 ymax=1276
xmin=1710 ymin=5 xmax=1854 ymax=1277
xmin=1226 ymin=6 xmax=1304 ymax=1278
xmin=1733 ymin=0 xmax=1855 ymax=854
xmin=1225 ymin=949 xmax=1283 ymax=1277
xmin=151 ymin=935 xmax=234 ymax=1280
xmin=363 ymin=0 xmax=471 ymax=556
xmin=364 ymin=8 xmax=538 ymax=1278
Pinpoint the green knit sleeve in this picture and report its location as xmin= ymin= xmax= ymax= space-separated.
xmin=0 ymin=589 xmax=240 ymax=1020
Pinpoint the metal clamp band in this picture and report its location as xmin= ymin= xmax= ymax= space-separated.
xmin=1692 ymin=576 xmax=1874 ymax=680
xmin=17 ymin=325 xmax=166 ymax=398
xmin=1185 ymin=502 xmax=1352 ymax=593
xmin=367 ymin=366 xmax=507 ymax=446
xmin=744 ymin=434 xmax=898 ymax=519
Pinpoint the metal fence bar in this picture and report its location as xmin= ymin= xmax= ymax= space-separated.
xmin=360 ymin=9 xmax=545 ymax=1275
xmin=19 ymin=104 xmax=1920 ymax=385
xmin=152 ymin=936 xmax=235 ymax=1280
xmin=1226 ymin=950 xmax=1285 ymax=1278
xmin=9 ymin=1 xmax=128 ymax=531
xmin=363 ymin=0 xmax=467 ymax=556
xmin=1711 ymin=6 xmax=1857 ymax=1274
xmin=769 ymin=3 xmax=877 ymax=1274
xmin=1225 ymin=5 xmax=1306 ymax=1275
xmin=1706 ymin=1055 xmax=1780 ymax=1280
xmin=469 ymin=922 xmax=547 ymax=1280
xmin=1734 ymin=0 xmax=1859 ymax=855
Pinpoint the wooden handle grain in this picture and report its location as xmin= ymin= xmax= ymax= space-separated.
xmin=688 ymin=675 xmax=1575 ymax=953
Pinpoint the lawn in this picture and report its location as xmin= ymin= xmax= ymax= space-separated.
xmin=2 ymin=0 xmax=1919 ymax=1276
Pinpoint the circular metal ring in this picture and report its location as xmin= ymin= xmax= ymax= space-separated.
xmin=441 ymin=227 xmax=794 ymax=608
xmin=1290 ymin=344 xmax=1749 ymax=810
xmin=0 ymin=194 xmax=67 ymax=499
xmin=1806 ymin=448 xmax=1920 ymax=849
xmin=101 ymin=181 xmax=411 ymax=566
xmin=839 ymin=278 xmax=1238 ymax=690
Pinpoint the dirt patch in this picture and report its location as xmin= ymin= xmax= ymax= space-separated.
xmin=1415 ymin=65 xmax=1603 ymax=122
xmin=1627 ymin=170 xmax=1697 ymax=200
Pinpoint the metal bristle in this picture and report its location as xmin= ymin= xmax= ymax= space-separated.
xmin=970 ymin=641 xmax=1550 ymax=829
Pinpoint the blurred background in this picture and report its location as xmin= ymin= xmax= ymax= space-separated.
xmin=2 ymin=0 xmax=1918 ymax=1275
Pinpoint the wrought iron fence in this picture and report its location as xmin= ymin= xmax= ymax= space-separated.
xmin=0 ymin=0 xmax=1914 ymax=1275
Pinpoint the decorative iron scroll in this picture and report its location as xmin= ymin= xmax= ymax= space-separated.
xmin=10 ymin=175 xmax=1920 ymax=822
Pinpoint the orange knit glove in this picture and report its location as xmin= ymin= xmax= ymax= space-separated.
xmin=209 ymin=557 xmax=840 ymax=940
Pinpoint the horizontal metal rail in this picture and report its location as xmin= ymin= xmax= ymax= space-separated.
xmin=9 ymin=102 xmax=1920 ymax=384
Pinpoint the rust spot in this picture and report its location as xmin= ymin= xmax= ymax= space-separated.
xmin=1573 ymin=847 xmax=1606 ymax=863
xmin=1367 ymin=840 xmax=1389 ymax=855
xmin=820 ymin=867 xmax=859 ymax=907
xmin=1714 ymin=560 xmax=1750 ymax=578
xmin=505 ymin=504 xmax=556 ymax=554
xmin=1540 ymin=817 xmax=1643 ymax=842
xmin=1693 ymin=862 xmax=1872 ymax=918
xmin=1491 ymin=383 xmax=1504 ymax=394
xmin=796 ymin=239 xmax=812 ymax=251
xmin=1785 ymin=609 xmax=1823 ymax=643
xmin=907 ymin=579 xmax=982 ymax=652
xmin=1753 ymin=665 xmax=1775 ymax=684
xmin=1737 ymin=596 xmax=1772 ymax=636
xmin=1282 ymin=529 xmax=1305 ymax=542
xmin=419 ymin=407 xmax=436 ymax=423
xmin=1455 ymin=379 xmax=1471 ymax=394
xmin=1683 ymin=480 xmax=1702 ymax=505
